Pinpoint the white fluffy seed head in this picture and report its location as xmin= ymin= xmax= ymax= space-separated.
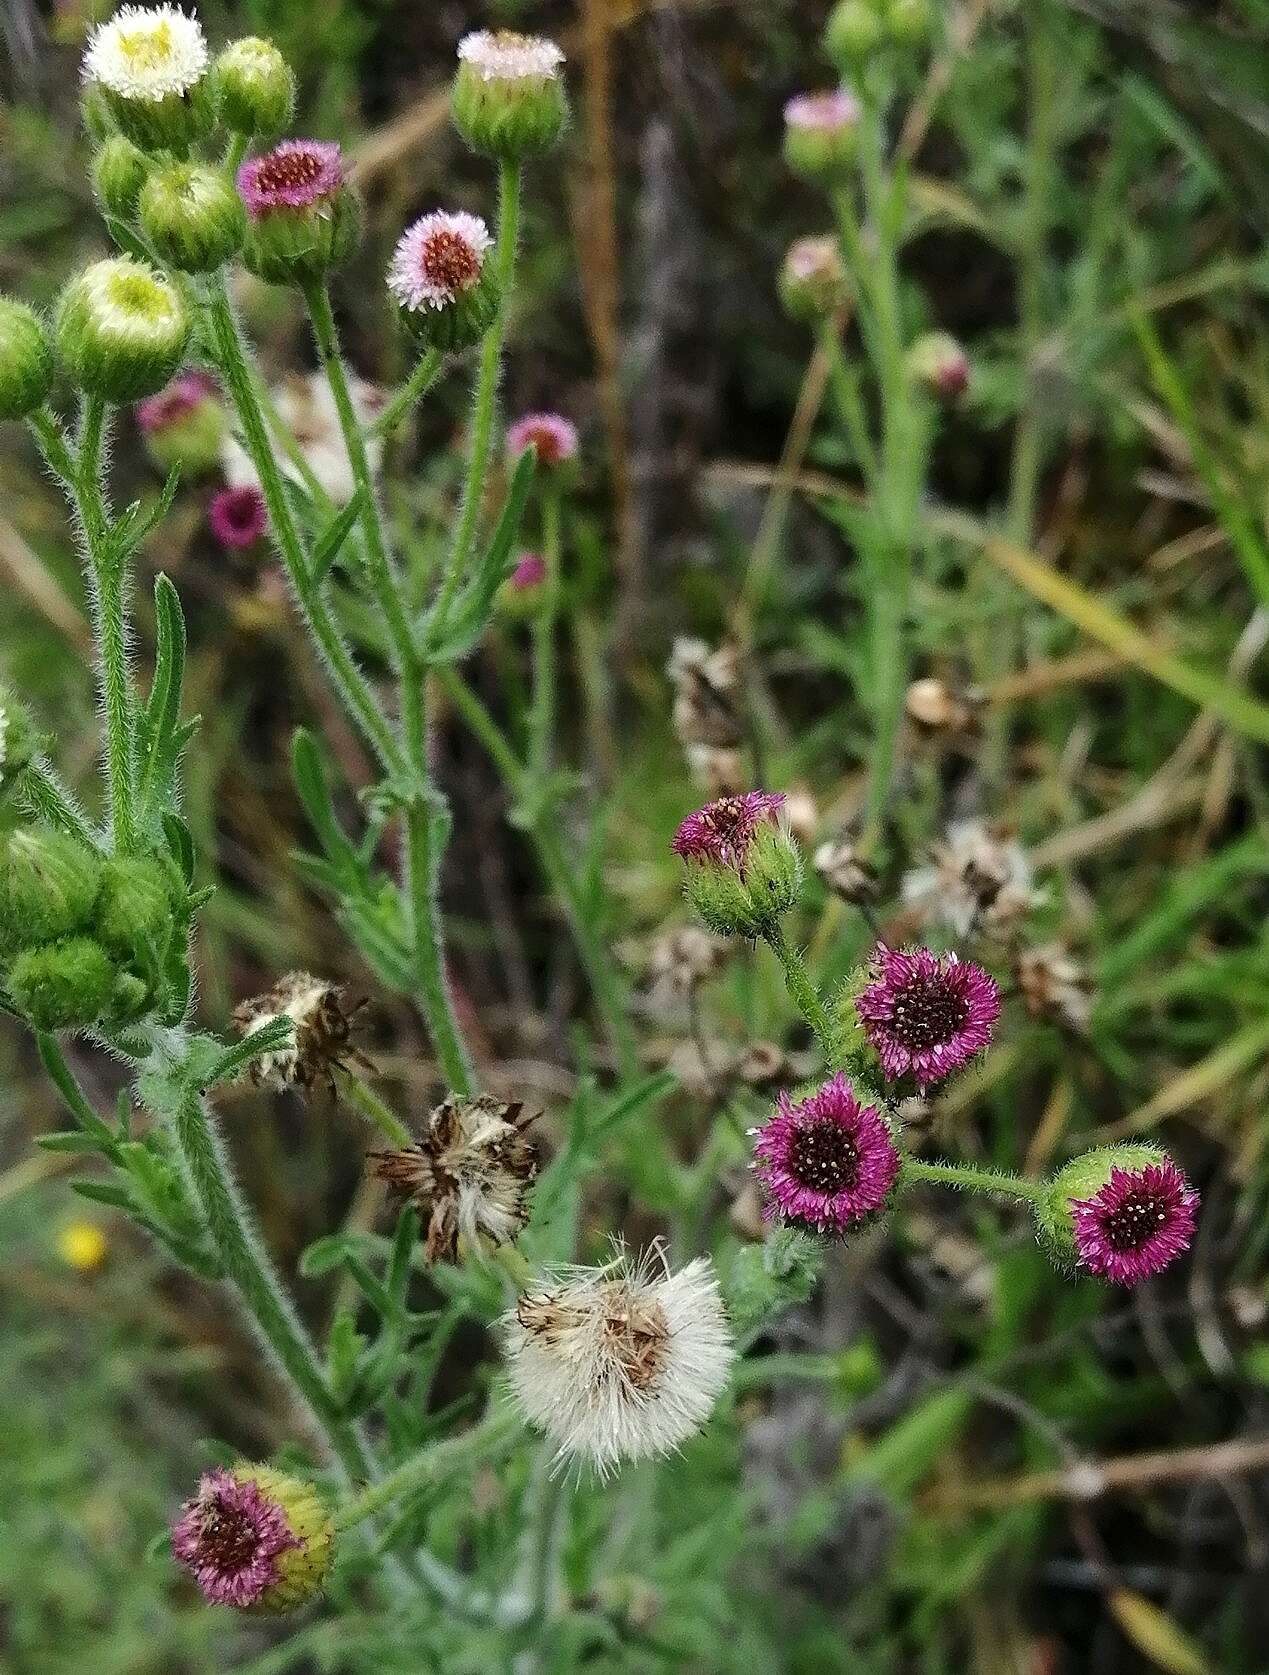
xmin=457 ymin=30 xmax=564 ymax=83
xmin=503 ymin=1249 xmax=733 ymax=1475
xmin=84 ymin=6 xmax=209 ymax=101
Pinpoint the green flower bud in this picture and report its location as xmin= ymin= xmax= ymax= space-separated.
xmin=94 ymin=853 xmax=180 ymax=963
xmin=6 ymin=935 xmax=117 ymax=1031
xmin=56 ymin=257 xmax=190 ymax=403
xmin=723 ymin=1228 xmax=822 ymax=1339
xmin=451 ymin=31 xmax=568 ymax=161
xmin=906 ymin=330 xmax=969 ymax=402
xmin=213 ymin=37 xmax=296 ymax=143
xmin=778 ymin=236 xmax=850 ymax=324
xmin=0 ymin=828 xmax=102 ymax=956
xmin=825 ymin=0 xmax=886 ymax=68
xmin=237 ymin=142 xmax=362 ymax=287
xmin=92 ymin=135 xmax=152 ymax=223
xmin=888 ymin=0 xmax=933 ymax=47
xmin=139 ymin=163 xmax=246 ymax=274
xmin=0 ymin=298 xmax=54 ymax=422
xmin=0 ymin=687 xmax=37 ymax=790
xmin=81 ymin=84 xmax=119 ymax=145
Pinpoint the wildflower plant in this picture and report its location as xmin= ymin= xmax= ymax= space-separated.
xmin=0 ymin=2 xmax=1217 ymax=1663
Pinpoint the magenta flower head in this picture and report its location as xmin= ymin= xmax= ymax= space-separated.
xmin=672 ymin=792 xmax=802 ymax=937
xmin=507 ymin=411 xmax=579 ymax=471
xmin=237 ymin=140 xmax=360 ymax=285
xmin=510 ymin=552 xmax=547 ymax=589
xmin=136 ymin=370 xmax=224 ymax=474
xmin=238 ymin=139 xmax=342 ymax=213
xmin=856 ymin=944 xmax=1000 ymax=1089
xmin=1036 ymin=1146 xmax=1199 ymax=1286
xmin=783 ymin=88 xmax=860 ymax=181
xmin=209 ymin=483 xmax=268 ymax=550
xmin=387 ymin=210 xmax=498 ymax=351
xmin=172 ymin=1464 xmax=333 ymax=1613
xmin=752 ymin=1071 xmax=900 ymax=1234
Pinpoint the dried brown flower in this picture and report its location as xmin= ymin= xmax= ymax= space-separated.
xmin=1015 ymin=943 xmax=1095 ymax=1033
xmin=368 ymin=1094 xmax=538 ymax=1263
xmin=232 ymin=973 xmax=371 ymax=1094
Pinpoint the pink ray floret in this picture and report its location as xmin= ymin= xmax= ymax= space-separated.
xmin=784 ymin=89 xmax=859 ymax=131
xmin=671 ymin=791 xmax=786 ymax=870
xmin=171 ymin=1468 xmax=298 ymax=1608
xmin=237 ymin=140 xmax=343 ymax=217
xmin=509 ymin=552 xmax=547 ymax=589
xmin=752 ymin=1071 xmax=900 ymax=1234
xmin=1071 ymin=1159 xmax=1199 ymax=1286
xmin=856 ymin=943 xmax=1000 ymax=1089
xmin=137 ymin=370 xmax=217 ymax=433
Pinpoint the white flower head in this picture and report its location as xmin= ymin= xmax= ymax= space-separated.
xmin=504 ymin=1247 xmax=733 ymax=1475
xmin=84 ymin=5 xmax=209 ymax=102
xmin=387 ymin=211 xmax=492 ymax=313
xmin=457 ymin=30 xmax=564 ymax=83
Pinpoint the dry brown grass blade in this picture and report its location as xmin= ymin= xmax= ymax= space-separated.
xmin=1096 ymin=1016 xmax=1269 ymax=1142
xmin=0 ymin=514 xmax=91 ymax=651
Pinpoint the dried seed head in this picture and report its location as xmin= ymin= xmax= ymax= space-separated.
xmin=1015 ymin=942 xmax=1095 ymax=1033
xmin=813 ymin=836 xmax=878 ymax=906
xmin=901 ymin=819 xmax=1039 ymax=939
xmin=232 ymin=972 xmax=370 ymax=1094
xmin=368 ymin=1094 xmax=538 ymax=1263
xmin=668 ymin=637 xmax=743 ymax=753
xmin=904 ymin=675 xmax=984 ymax=741
xmin=504 ymin=1248 xmax=733 ymax=1473
xmin=643 ymin=924 xmax=731 ymax=1006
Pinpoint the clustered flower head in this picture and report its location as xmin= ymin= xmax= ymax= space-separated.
xmin=857 ymin=943 xmax=1000 ymax=1089
xmin=55 ymin=256 xmax=191 ymax=403
xmin=136 ymin=370 xmax=218 ymax=434
xmin=237 ymin=138 xmax=342 ymax=215
xmin=504 ymin=1248 xmax=733 ymax=1474
xmin=232 ymin=972 xmax=370 ymax=1094
xmin=783 ymin=88 xmax=860 ymax=181
xmin=452 ymin=30 xmax=568 ymax=160
xmin=369 ymin=1094 xmax=538 ymax=1264
xmin=387 ymin=211 xmax=498 ymax=350
xmin=84 ymin=4 xmax=209 ymax=102
xmin=752 ymin=1071 xmax=900 ymax=1235
xmin=507 ymin=411 xmax=579 ymax=469
xmin=1071 ymin=1158 xmax=1198 ymax=1285
xmin=1038 ymin=1147 xmax=1199 ymax=1287
xmin=171 ymin=1464 xmax=333 ymax=1612
xmin=672 ymin=791 xmax=786 ymax=870
xmin=137 ymin=370 xmax=225 ymax=473
xmin=209 ymin=483 xmax=267 ymax=550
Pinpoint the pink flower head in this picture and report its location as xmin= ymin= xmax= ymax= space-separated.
xmin=136 ymin=370 xmax=217 ymax=434
xmin=171 ymin=1468 xmax=299 ymax=1608
xmin=509 ymin=552 xmax=547 ymax=590
xmin=784 ymin=89 xmax=859 ymax=133
xmin=506 ymin=412 xmax=579 ymax=468
xmin=387 ymin=211 xmax=492 ymax=313
xmin=857 ymin=944 xmax=1000 ymax=1089
xmin=1071 ymin=1159 xmax=1199 ymax=1286
xmin=237 ymin=140 xmax=343 ymax=217
xmin=671 ymin=791 xmax=786 ymax=871
xmin=752 ymin=1071 xmax=900 ymax=1234
xmin=209 ymin=484 xmax=268 ymax=550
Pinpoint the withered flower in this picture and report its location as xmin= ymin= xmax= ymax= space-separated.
xmin=1015 ymin=943 xmax=1095 ymax=1033
xmin=369 ymin=1094 xmax=538 ymax=1263
xmin=232 ymin=973 xmax=371 ymax=1094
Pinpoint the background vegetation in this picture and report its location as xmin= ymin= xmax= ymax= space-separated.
xmin=1 ymin=1 xmax=1267 ymax=1670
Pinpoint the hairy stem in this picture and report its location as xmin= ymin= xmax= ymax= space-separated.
xmin=434 ymin=160 xmax=523 ymax=626
xmin=904 ymin=1157 xmax=1045 ymax=1203
xmin=204 ymin=278 xmax=404 ymax=774
xmin=371 ymin=348 xmax=445 ymax=440
xmin=762 ymin=920 xmax=837 ymax=1062
xmin=527 ymin=489 xmax=561 ymax=786
xmin=405 ymin=791 xmax=476 ymax=1095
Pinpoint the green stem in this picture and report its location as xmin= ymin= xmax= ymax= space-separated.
xmin=338 ymin=1071 xmax=413 ymax=1148
xmin=437 ymin=667 xmax=638 ymax=1077
xmin=164 ymin=1075 xmax=372 ymax=1483
xmin=433 ymin=159 xmax=522 ymax=626
xmin=204 ymin=278 xmax=404 ymax=774
xmin=13 ymin=760 xmax=93 ymax=842
xmin=513 ymin=1441 xmax=570 ymax=1663
xmin=334 ymin=1407 xmax=522 ymax=1531
xmin=903 ymin=1157 xmax=1045 ymax=1203
xmin=405 ymin=792 xmax=476 ymax=1095
xmin=762 ymin=921 xmax=837 ymax=1062
xmin=77 ymin=396 xmax=138 ymax=852
xmin=527 ymin=490 xmax=561 ymax=786
xmin=371 ymin=348 xmax=445 ymax=440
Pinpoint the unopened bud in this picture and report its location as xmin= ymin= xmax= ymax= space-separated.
xmin=779 ymin=235 xmax=849 ymax=324
xmin=6 ymin=935 xmax=118 ymax=1031
xmin=0 ymin=298 xmax=54 ymax=422
xmin=783 ymin=89 xmax=860 ymax=184
xmin=92 ymin=135 xmax=151 ymax=222
xmin=140 ymin=162 xmax=245 ymax=274
xmin=213 ymin=37 xmax=296 ymax=143
xmin=56 ymin=257 xmax=191 ymax=403
xmin=0 ymin=828 xmax=102 ymax=955
xmin=907 ymin=330 xmax=969 ymax=402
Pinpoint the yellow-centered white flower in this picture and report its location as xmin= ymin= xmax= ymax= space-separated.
xmin=504 ymin=1249 xmax=733 ymax=1474
xmin=84 ymin=5 xmax=209 ymax=102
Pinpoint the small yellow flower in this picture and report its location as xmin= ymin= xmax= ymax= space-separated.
xmin=58 ymin=1219 xmax=109 ymax=1272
